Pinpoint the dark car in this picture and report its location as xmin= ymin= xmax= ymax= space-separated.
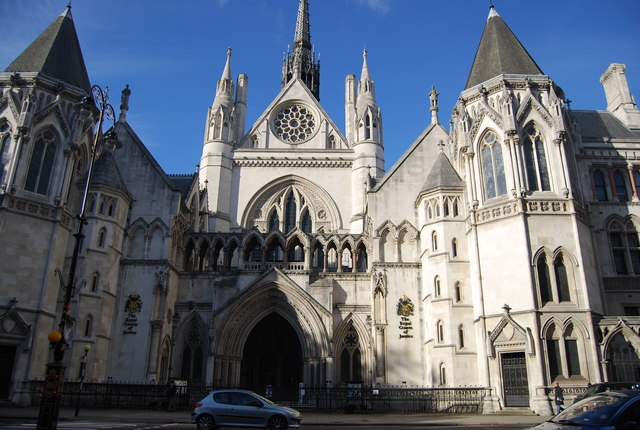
xmin=191 ymin=389 xmax=302 ymax=430
xmin=529 ymin=391 xmax=640 ymax=430
xmin=573 ymin=382 xmax=639 ymax=403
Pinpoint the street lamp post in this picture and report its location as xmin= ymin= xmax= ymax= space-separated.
xmin=74 ymin=344 xmax=91 ymax=417
xmin=36 ymin=85 xmax=117 ymax=430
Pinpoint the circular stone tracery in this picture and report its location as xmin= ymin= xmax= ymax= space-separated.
xmin=273 ymin=104 xmax=316 ymax=143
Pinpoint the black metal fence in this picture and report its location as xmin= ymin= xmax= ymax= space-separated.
xmin=28 ymin=380 xmax=490 ymax=414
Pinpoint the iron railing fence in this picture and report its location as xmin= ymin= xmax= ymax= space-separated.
xmin=28 ymin=381 xmax=490 ymax=414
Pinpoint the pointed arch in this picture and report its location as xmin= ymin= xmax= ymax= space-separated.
xmin=175 ymin=312 xmax=209 ymax=382
xmin=478 ymin=129 xmax=507 ymax=200
xmin=334 ymin=315 xmax=372 ymax=384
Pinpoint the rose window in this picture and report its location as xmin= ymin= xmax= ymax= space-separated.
xmin=273 ymin=104 xmax=316 ymax=143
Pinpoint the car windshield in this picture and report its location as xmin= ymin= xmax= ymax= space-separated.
xmin=252 ymin=392 xmax=276 ymax=406
xmin=551 ymin=393 xmax=628 ymax=427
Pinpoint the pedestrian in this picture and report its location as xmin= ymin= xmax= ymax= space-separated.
xmin=554 ymin=381 xmax=564 ymax=414
xmin=167 ymin=381 xmax=178 ymax=412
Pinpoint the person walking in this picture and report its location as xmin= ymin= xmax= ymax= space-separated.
xmin=554 ymin=381 xmax=564 ymax=414
xmin=166 ymin=381 xmax=178 ymax=412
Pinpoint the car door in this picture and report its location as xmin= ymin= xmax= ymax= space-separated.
xmin=211 ymin=392 xmax=235 ymax=427
xmin=229 ymin=392 xmax=268 ymax=427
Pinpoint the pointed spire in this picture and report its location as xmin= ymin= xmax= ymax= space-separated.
xmin=282 ymin=0 xmax=320 ymax=100
xmin=360 ymin=49 xmax=370 ymax=82
xmin=221 ymin=47 xmax=232 ymax=81
xmin=214 ymin=48 xmax=234 ymax=106
xmin=4 ymin=7 xmax=91 ymax=94
xmin=465 ymin=6 xmax=543 ymax=89
xmin=421 ymin=150 xmax=464 ymax=193
xmin=357 ymin=49 xmax=377 ymax=111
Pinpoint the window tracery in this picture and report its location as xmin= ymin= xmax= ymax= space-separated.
xmin=480 ymin=131 xmax=507 ymax=199
xmin=523 ymin=124 xmax=550 ymax=191
xmin=25 ymin=128 xmax=58 ymax=195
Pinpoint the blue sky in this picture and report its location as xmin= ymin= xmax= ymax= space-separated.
xmin=2 ymin=0 xmax=640 ymax=174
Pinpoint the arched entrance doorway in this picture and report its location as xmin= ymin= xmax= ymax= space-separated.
xmin=607 ymin=332 xmax=640 ymax=381
xmin=240 ymin=313 xmax=302 ymax=400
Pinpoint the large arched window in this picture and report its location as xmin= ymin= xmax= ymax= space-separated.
xmin=480 ymin=131 xmax=507 ymax=199
xmin=523 ymin=125 xmax=550 ymax=191
xmin=268 ymin=210 xmax=279 ymax=231
xmin=0 ymin=123 xmax=11 ymax=185
xmin=536 ymin=251 xmax=575 ymax=306
xmin=339 ymin=327 xmax=362 ymax=383
xmin=284 ymin=193 xmax=296 ymax=233
xmin=545 ymin=322 xmax=584 ymax=382
xmin=25 ymin=128 xmax=58 ymax=195
xmin=301 ymin=209 xmax=312 ymax=233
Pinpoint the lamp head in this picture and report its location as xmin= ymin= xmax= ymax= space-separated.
xmin=48 ymin=330 xmax=62 ymax=345
xmin=84 ymin=344 xmax=92 ymax=352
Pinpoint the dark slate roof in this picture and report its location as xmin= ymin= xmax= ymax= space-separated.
xmin=90 ymin=150 xmax=128 ymax=194
xmin=168 ymin=174 xmax=196 ymax=200
xmin=422 ymin=151 xmax=464 ymax=192
xmin=4 ymin=7 xmax=91 ymax=94
xmin=465 ymin=7 xmax=543 ymax=90
xmin=571 ymin=110 xmax=640 ymax=140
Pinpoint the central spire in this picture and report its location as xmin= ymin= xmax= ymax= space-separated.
xmin=282 ymin=0 xmax=320 ymax=100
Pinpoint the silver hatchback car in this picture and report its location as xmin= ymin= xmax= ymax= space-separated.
xmin=191 ymin=389 xmax=302 ymax=430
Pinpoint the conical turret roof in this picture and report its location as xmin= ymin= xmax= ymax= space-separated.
xmin=421 ymin=150 xmax=464 ymax=192
xmin=90 ymin=150 xmax=128 ymax=194
xmin=465 ymin=6 xmax=543 ymax=90
xmin=4 ymin=7 xmax=91 ymax=94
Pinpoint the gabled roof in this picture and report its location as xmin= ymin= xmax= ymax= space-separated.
xmin=4 ymin=7 xmax=91 ymax=94
xmin=465 ymin=7 xmax=543 ymax=90
xmin=168 ymin=174 xmax=197 ymax=200
xmin=421 ymin=150 xmax=464 ymax=192
xmin=571 ymin=110 xmax=640 ymax=141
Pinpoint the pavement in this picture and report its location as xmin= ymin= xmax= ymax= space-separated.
xmin=0 ymin=406 xmax=551 ymax=427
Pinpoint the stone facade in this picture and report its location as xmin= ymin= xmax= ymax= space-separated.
xmin=1 ymin=2 xmax=639 ymax=415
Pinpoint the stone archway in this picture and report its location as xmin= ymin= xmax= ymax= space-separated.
xmin=240 ymin=313 xmax=302 ymax=399
xmin=607 ymin=332 xmax=640 ymax=382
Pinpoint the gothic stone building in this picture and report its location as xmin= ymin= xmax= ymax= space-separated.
xmin=1 ymin=1 xmax=639 ymax=414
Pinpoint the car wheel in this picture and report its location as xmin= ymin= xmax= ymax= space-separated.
xmin=268 ymin=414 xmax=288 ymax=430
xmin=196 ymin=414 xmax=216 ymax=430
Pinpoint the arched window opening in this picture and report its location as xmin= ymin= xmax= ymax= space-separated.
xmin=481 ymin=131 xmax=507 ymax=199
xmin=184 ymin=241 xmax=195 ymax=270
xmin=0 ymin=129 xmax=11 ymax=185
xmin=609 ymin=223 xmax=640 ymax=275
xmin=198 ymin=242 xmax=210 ymax=271
xmin=439 ymin=363 xmax=447 ymax=386
xmin=356 ymin=244 xmax=368 ymax=272
xmin=436 ymin=320 xmax=444 ymax=343
xmin=364 ymin=115 xmax=371 ymax=140
xmin=523 ymin=125 xmax=550 ymax=191
xmin=97 ymin=228 xmax=107 ymax=248
xmin=284 ymin=193 xmax=297 ymax=233
xmin=287 ymin=239 xmax=304 ymax=263
xmin=312 ymin=244 xmax=324 ymax=270
xmin=537 ymin=255 xmax=552 ymax=305
xmin=458 ymin=325 xmax=465 ymax=349
xmin=91 ymin=272 xmax=99 ymax=292
xmin=84 ymin=315 xmax=92 ymax=337
xmin=593 ymin=170 xmax=608 ymax=201
xmin=435 ymin=204 xmax=440 ymax=217
xmin=265 ymin=240 xmax=284 ymax=262
xmin=108 ymin=203 xmax=115 ymax=217
xmin=554 ymin=254 xmax=571 ymax=302
xmin=564 ymin=325 xmax=582 ymax=378
xmin=613 ymin=170 xmax=629 ymax=202
xmin=99 ymin=200 xmax=105 ymax=214
xmin=301 ymin=209 xmax=312 ymax=233
xmin=454 ymin=282 xmax=462 ymax=302
xmin=244 ymin=237 xmax=263 ymax=264
xmin=434 ymin=276 xmax=441 ymax=297
xmin=546 ymin=325 xmax=562 ymax=382
xmin=432 ymin=231 xmax=438 ymax=251
xmin=341 ymin=247 xmax=353 ymax=272
xmin=453 ymin=199 xmax=459 ymax=217
xmin=452 ymin=238 xmax=458 ymax=258
xmin=181 ymin=325 xmax=205 ymax=381
xmin=268 ymin=211 xmax=279 ymax=231
xmin=25 ymin=128 xmax=58 ymax=195
xmin=443 ymin=200 xmax=450 ymax=217
xmin=339 ymin=328 xmax=362 ymax=383
xmin=327 ymin=246 xmax=338 ymax=272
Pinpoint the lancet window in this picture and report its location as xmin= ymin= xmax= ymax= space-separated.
xmin=480 ymin=131 xmax=507 ymax=199
xmin=25 ymin=128 xmax=58 ymax=195
xmin=523 ymin=124 xmax=550 ymax=191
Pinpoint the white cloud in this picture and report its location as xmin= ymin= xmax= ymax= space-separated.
xmin=354 ymin=0 xmax=391 ymax=14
